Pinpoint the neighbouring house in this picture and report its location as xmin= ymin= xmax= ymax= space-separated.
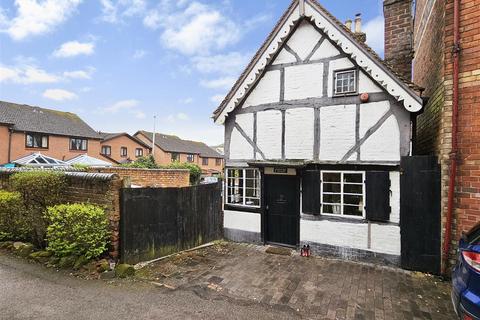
xmin=0 ymin=101 xmax=102 ymax=165
xmin=99 ymin=132 xmax=152 ymax=164
xmin=134 ymin=131 xmax=224 ymax=175
xmin=213 ymin=0 xmax=425 ymax=265
xmin=403 ymin=0 xmax=480 ymax=271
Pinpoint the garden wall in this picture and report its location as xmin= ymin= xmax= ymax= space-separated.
xmin=0 ymin=169 xmax=123 ymax=259
xmin=87 ymin=167 xmax=190 ymax=188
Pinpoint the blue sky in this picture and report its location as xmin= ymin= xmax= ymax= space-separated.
xmin=0 ymin=0 xmax=384 ymax=145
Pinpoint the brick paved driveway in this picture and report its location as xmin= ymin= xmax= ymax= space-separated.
xmin=137 ymin=242 xmax=456 ymax=320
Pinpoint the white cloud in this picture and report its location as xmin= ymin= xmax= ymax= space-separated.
xmin=133 ymin=110 xmax=146 ymax=119
xmin=1 ymin=0 xmax=82 ymax=41
xmin=132 ymin=49 xmax=147 ymax=59
xmin=0 ymin=64 xmax=59 ymax=84
xmin=191 ymin=52 xmax=248 ymax=75
xmin=200 ymin=77 xmax=235 ymax=90
xmin=364 ymin=15 xmax=385 ymax=56
xmin=146 ymin=2 xmax=240 ymax=56
xmin=43 ymin=88 xmax=78 ymax=101
xmin=53 ymin=41 xmax=95 ymax=58
xmin=100 ymin=0 xmax=146 ymax=23
xmin=103 ymin=99 xmax=139 ymax=113
xmin=210 ymin=94 xmax=225 ymax=104
xmin=63 ymin=67 xmax=95 ymax=79
xmin=179 ymin=97 xmax=193 ymax=104
xmin=165 ymin=112 xmax=190 ymax=123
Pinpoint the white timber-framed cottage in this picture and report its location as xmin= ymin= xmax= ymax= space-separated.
xmin=213 ymin=0 xmax=424 ymax=265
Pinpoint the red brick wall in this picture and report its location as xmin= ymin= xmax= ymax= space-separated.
xmin=87 ymin=167 xmax=190 ymax=187
xmin=100 ymin=135 xmax=151 ymax=164
xmin=413 ymin=0 xmax=480 ymax=269
xmin=384 ymin=0 xmax=414 ymax=79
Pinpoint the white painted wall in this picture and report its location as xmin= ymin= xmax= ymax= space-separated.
xmin=319 ymin=104 xmax=356 ymax=161
xmin=286 ymin=20 xmax=321 ymax=61
xmin=361 ymin=116 xmax=400 ymax=161
xmin=310 ymin=38 xmax=340 ymax=60
xmin=272 ymin=48 xmax=297 ymax=65
xmin=284 ymin=63 xmax=324 ymax=100
xmin=243 ymin=70 xmax=280 ymax=108
xmin=285 ymin=108 xmax=315 ymax=159
xmin=229 ymin=127 xmax=253 ymax=160
xmin=235 ymin=113 xmax=254 ymax=139
xmin=327 ymin=58 xmax=355 ymax=97
xmin=389 ymin=171 xmax=400 ymax=224
xmin=256 ymin=110 xmax=282 ymax=159
xmin=224 ymin=210 xmax=261 ymax=233
xmin=300 ymin=219 xmax=400 ymax=256
xmin=359 ymin=101 xmax=390 ymax=136
xmin=358 ymin=71 xmax=383 ymax=93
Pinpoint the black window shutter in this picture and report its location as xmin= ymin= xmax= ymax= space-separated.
xmin=365 ymin=171 xmax=391 ymax=222
xmin=302 ymin=170 xmax=320 ymax=215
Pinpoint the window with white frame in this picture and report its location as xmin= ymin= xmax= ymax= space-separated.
xmin=321 ymin=171 xmax=365 ymax=217
xmin=334 ymin=69 xmax=356 ymax=95
xmin=226 ymin=168 xmax=261 ymax=207
xmin=187 ymin=154 xmax=194 ymax=162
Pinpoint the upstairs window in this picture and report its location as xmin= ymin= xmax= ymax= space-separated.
xmin=70 ymin=138 xmax=87 ymax=151
xmin=101 ymin=146 xmax=111 ymax=156
xmin=26 ymin=133 xmax=48 ymax=149
xmin=187 ymin=154 xmax=195 ymax=162
xmin=226 ymin=168 xmax=261 ymax=208
xmin=120 ymin=147 xmax=128 ymax=157
xmin=216 ymin=158 xmax=222 ymax=166
xmin=171 ymin=153 xmax=179 ymax=162
xmin=202 ymin=157 xmax=209 ymax=166
xmin=135 ymin=148 xmax=143 ymax=157
xmin=321 ymin=171 xmax=365 ymax=218
xmin=334 ymin=69 xmax=357 ymax=95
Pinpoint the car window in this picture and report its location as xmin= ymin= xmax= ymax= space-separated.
xmin=465 ymin=222 xmax=480 ymax=244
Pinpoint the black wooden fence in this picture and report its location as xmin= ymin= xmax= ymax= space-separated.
xmin=120 ymin=182 xmax=223 ymax=264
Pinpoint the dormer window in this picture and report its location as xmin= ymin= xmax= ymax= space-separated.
xmin=334 ymin=69 xmax=357 ymax=95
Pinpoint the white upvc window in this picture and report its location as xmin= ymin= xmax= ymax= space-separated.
xmin=226 ymin=168 xmax=261 ymax=208
xmin=321 ymin=171 xmax=365 ymax=218
xmin=334 ymin=69 xmax=357 ymax=95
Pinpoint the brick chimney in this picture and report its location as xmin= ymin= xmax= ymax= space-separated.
xmin=383 ymin=0 xmax=414 ymax=80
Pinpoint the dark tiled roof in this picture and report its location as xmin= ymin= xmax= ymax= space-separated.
xmin=212 ymin=0 xmax=423 ymax=119
xmin=0 ymin=101 xmax=100 ymax=139
xmin=99 ymin=132 xmax=152 ymax=149
xmin=136 ymin=131 xmax=223 ymax=158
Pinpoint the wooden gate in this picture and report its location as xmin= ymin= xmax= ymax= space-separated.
xmin=400 ymin=156 xmax=441 ymax=274
xmin=120 ymin=182 xmax=223 ymax=264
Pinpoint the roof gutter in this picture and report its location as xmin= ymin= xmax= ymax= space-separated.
xmin=442 ymin=0 xmax=461 ymax=275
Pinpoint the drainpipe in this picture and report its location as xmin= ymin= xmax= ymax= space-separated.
xmin=442 ymin=0 xmax=461 ymax=275
xmin=7 ymin=127 xmax=13 ymax=163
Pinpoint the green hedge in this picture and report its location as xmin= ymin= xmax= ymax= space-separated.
xmin=11 ymin=171 xmax=67 ymax=247
xmin=0 ymin=191 xmax=30 ymax=241
xmin=45 ymin=203 xmax=110 ymax=259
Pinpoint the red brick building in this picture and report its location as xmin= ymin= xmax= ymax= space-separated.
xmin=385 ymin=0 xmax=480 ymax=271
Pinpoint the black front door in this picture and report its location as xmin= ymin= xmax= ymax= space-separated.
xmin=265 ymin=175 xmax=299 ymax=247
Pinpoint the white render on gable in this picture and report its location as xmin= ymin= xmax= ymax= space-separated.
xmin=359 ymin=71 xmax=383 ymax=93
xmin=256 ymin=110 xmax=282 ymax=159
xmin=285 ymin=108 xmax=315 ymax=159
xmin=310 ymin=37 xmax=340 ymax=60
xmin=284 ymin=63 xmax=324 ymax=100
xmin=272 ymin=48 xmax=297 ymax=65
xmin=361 ymin=116 xmax=401 ymax=161
xmin=243 ymin=70 xmax=280 ymax=108
xmin=319 ymin=104 xmax=356 ymax=161
xmin=285 ymin=20 xmax=322 ymax=61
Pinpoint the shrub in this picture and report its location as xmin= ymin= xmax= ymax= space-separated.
xmin=45 ymin=203 xmax=110 ymax=259
xmin=121 ymin=155 xmax=157 ymax=169
xmin=165 ymin=162 xmax=202 ymax=185
xmin=0 ymin=191 xmax=30 ymax=241
xmin=11 ymin=171 xmax=67 ymax=247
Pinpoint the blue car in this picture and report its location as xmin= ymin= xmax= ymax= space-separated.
xmin=452 ymin=223 xmax=480 ymax=320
